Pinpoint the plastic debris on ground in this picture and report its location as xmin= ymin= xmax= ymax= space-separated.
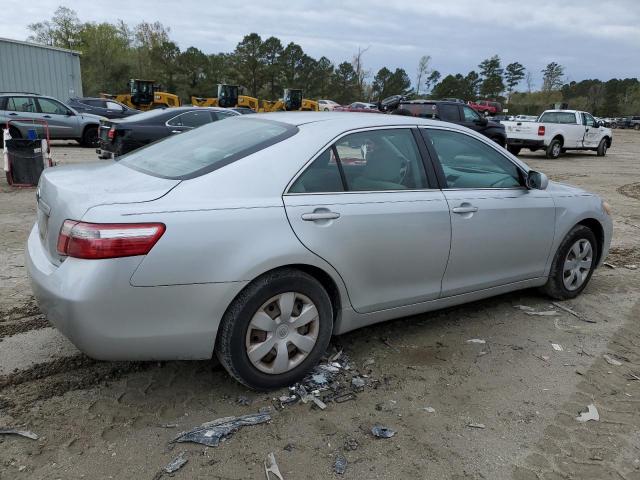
xmin=514 ymin=305 xmax=558 ymax=316
xmin=0 ymin=428 xmax=39 ymax=440
xmin=551 ymin=302 xmax=596 ymax=323
xmin=467 ymin=423 xmax=486 ymax=429
xmin=275 ymin=350 xmax=373 ymax=411
xmin=466 ymin=339 xmax=486 ymax=344
xmin=334 ymin=454 xmax=347 ymax=475
xmin=551 ymin=343 xmax=564 ymax=351
xmin=236 ymin=395 xmax=251 ymax=406
xmin=604 ymin=354 xmax=623 ymax=366
xmin=172 ymin=412 xmax=271 ymax=447
xmin=422 ymin=406 xmax=436 ymax=413
xmin=371 ymin=425 xmax=396 ymax=438
xmin=264 ymin=452 xmax=284 ymax=480
xmin=576 ymin=403 xmax=599 ymax=422
xmin=164 ymin=452 xmax=188 ymax=473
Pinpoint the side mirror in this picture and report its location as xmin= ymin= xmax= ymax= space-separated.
xmin=66 ymin=110 xmax=75 ymax=116
xmin=476 ymin=116 xmax=488 ymax=126
xmin=526 ymin=170 xmax=549 ymax=190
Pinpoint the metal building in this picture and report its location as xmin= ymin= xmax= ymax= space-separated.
xmin=0 ymin=37 xmax=82 ymax=102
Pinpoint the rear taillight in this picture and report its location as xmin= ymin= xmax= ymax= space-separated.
xmin=57 ymin=220 xmax=165 ymax=259
xmin=107 ymin=127 xmax=115 ymax=140
xmin=538 ymin=125 xmax=545 ymax=136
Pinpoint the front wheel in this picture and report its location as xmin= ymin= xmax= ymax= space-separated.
xmin=596 ymin=138 xmax=608 ymax=156
xmin=81 ymin=126 xmax=99 ymax=148
xmin=541 ymin=225 xmax=597 ymax=300
xmin=216 ymin=269 xmax=333 ymax=390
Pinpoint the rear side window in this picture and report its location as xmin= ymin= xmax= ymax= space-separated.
xmin=120 ymin=118 xmax=297 ymax=180
xmin=7 ymin=97 xmax=36 ymax=112
xmin=84 ymin=99 xmax=105 ymax=107
xmin=167 ymin=110 xmax=212 ymax=128
xmin=438 ymin=104 xmax=461 ymax=122
xmin=289 ymin=148 xmax=344 ymax=193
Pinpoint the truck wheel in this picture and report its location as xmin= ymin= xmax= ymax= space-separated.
xmin=546 ymin=138 xmax=562 ymax=159
xmin=596 ymin=138 xmax=608 ymax=156
xmin=81 ymin=126 xmax=99 ymax=148
xmin=507 ymin=146 xmax=521 ymax=155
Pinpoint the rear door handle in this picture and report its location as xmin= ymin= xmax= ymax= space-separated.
xmin=43 ymin=115 xmax=51 ymax=118
xmin=452 ymin=205 xmax=478 ymax=214
xmin=301 ymin=211 xmax=340 ymax=221
xmin=9 ymin=112 xmax=17 ymax=116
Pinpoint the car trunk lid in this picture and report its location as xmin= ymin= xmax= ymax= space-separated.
xmin=36 ymin=161 xmax=180 ymax=265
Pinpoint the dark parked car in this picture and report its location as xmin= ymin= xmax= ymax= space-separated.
xmin=230 ymin=107 xmax=256 ymax=115
xmin=97 ymin=107 xmax=239 ymax=158
xmin=392 ymin=100 xmax=507 ymax=146
xmin=68 ymin=97 xmax=140 ymax=119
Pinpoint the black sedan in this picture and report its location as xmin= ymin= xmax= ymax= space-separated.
xmin=68 ymin=97 xmax=140 ymax=119
xmin=97 ymin=107 xmax=239 ymax=158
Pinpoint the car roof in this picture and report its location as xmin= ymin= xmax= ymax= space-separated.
xmin=400 ymin=99 xmax=459 ymax=105
xmin=251 ymin=111 xmax=443 ymax=128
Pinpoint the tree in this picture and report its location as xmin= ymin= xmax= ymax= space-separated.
xmin=351 ymin=46 xmax=371 ymax=99
xmin=278 ymin=42 xmax=306 ymax=88
xmin=28 ymin=6 xmax=81 ymax=49
xmin=465 ymin=71 xmax=481 ymax=98
xmin=505 ymin=62 xmax=525 ymax=102
xmin=231 ymin=33 xmax=265 ymax=97
xmin=525 ymin=70 xmax=535 ymax=93
xmin=425 ymin=70 xmax=441 ymax=94
xmin=260 ymin=37 xmax=284 ymax=98
xmin=311 ymin=56 xmax=335 ymax=99
xmin=415 ymin=55 xmax=431 ymax=96
xmin=332 ymin=62 xmax=359 ymax=104
xmin=478 ymin=55 xmax=504 ymax=98
xmin=541 ymin=62 xmax=565 ymax=92
xmin=179 ymin=47 xmax=208 ymax=91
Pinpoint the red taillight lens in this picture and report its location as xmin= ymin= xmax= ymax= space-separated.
xmin=538 ymin=125 xmax=545 ymax=136
xmin=107 ymin=127 xmax=115 ymax=140
xmin=57 ymin=220 xmax=165 ymax=259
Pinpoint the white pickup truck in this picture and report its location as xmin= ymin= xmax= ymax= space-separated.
xmin=503 ymin=110 xmax=612 ymax=158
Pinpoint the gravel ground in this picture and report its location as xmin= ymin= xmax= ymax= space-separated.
xmin=1 ymin=133 xmax=639 ymax=480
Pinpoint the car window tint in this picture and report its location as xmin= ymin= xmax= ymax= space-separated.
xmin=213 ymin=111 xmax=235 ymax=120
xmin=38 ymin=98 xmax=69 ymax=115
xmin=106 ymin=101 xmax=123 ymax=111
xmin=289 ymin=148 xmax=344 ymax=193
xmin=120 ymin=118 xmax=297 ymax=180
xmin=84 ymin=99 xmax=105 ymax=108
xmin=462 ymin=106 xmax=481 ymax=122
xmin=335 ymin=129 xmax=428 ymax=191
xmin=7 ymin=97 xmax=36 ymax=112
xmin=167 ymin=111 xmax=212 ymax=128
xmin=438 ymin=104 xmax=461 ymax=122
xmin=583 ymin=113 xmax=595 ymax=127
xmin=425 ymin=129 xmax=522 ymax=189
xmin=402 ymin=103 xmax=437 ymax=118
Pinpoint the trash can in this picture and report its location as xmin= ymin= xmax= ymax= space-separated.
xmin=5 ymin=138 xmax=47 ymax=186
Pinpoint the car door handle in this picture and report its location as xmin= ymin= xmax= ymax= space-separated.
xmin=452 ymin=205 xmax=479 ymax=214
xmin=8 ymin=112 xmax=18 ymax=116
xmin=301 ymin=211 xmax=340 ymax=221
xmin=43 ymin=115 xmax=51 ymax=118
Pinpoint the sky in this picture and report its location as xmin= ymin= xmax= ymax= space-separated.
xmin=1 ymin=0 xmax=639 ymax=89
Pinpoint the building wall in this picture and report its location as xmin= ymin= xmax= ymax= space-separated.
xmin=0 ymin=38 xmax=82 ymax=102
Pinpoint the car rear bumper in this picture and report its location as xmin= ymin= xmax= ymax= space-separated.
xmin=507 ymin=138 xmax=545 ymax=149
xmin=26 ymin=225 xmax=247 ymax=361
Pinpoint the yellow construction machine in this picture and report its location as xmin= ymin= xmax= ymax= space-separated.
xmin=260 ymin=89 xmax=318 ymax=112
xmin=191 ymin=84 xmax=259 ymax=111
xmin=103 ymin=79 xmax=180 ymax=111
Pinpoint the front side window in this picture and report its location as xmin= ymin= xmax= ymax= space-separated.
xmin=290 ymin=129 xmax=428 ymax=193
xmin=462 ymin=105 xmax=481 ymax=122
xmin=7 ymin=97 xmax=36 ymax=112
xmin=583 ymin=113 xmax=595 ymax=127
xmin=120 ymin=118 xmax=297 ymax=180
xmin=438 ymin=104 xmax=461 ymax=122
xmin=37 ymin=98 xmax=69 ymax=115
xmin=424 ymin=129 xmax=522 ymax=189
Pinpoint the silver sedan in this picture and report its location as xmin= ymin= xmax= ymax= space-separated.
xmin=27 ymin=112 xmax=613 ymax=389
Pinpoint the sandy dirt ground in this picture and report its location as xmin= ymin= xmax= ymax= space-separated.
xmin=1 ymin=132 xmax=639 ymax=480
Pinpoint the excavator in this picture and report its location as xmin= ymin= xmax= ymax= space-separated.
xmin=191 ymin=84 xmax=259 ymax=111
xmin=102 ymin=79 xmax=180 ymax=110
xmin=260 ymin=89 xmax=318 ymax=112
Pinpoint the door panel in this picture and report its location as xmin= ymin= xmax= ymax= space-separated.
xmin=284 ymin=191 xmax=451 ymax=313
xmin=441 ymin=189 xmax=555 ymax=296
xmin=35 ymin=98 xmax=77 ymax=138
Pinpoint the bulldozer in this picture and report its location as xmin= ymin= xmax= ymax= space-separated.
xmin=191 ymin=84 xmax=259 ymax=111
xmin=260 ymin=89 xmax=318 ymax=112
xmin=103 ymin=79 xmax=180 ymax=110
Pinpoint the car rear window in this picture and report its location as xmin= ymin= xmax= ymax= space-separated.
xmin=120 ymin=117 xmax=297 ymax=180
xmin=539 ymin=112 xmax=577 ymax=124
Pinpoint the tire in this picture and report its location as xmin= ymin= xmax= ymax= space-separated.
xmin=323 ymin=108 xmax=330 ymax=111
xmin=634 ymin=124 xmax=640 ymax=131
xmin=80 ymin=126 xmax=99 ymax=148
xmin=546 ymin=138 xmax=562 ymax=159
xmin=491 ymin=136 xmax=505 ymax=147
xmin=596 ymin=138 xmax=608 ymax=156
xmin=507 ymin=145 xmax=521 ymax=156
xmin=216 ymin=269 xmax=333 ymax=390
xmin=540 ymin=225 xmax=598 ymax=300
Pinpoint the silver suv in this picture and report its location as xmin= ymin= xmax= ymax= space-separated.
xmin=0 ymin=92 xmax=104 ymax=147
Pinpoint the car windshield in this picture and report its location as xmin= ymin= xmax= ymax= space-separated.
xmin=120 ymin=117 xmax=297 ymax=180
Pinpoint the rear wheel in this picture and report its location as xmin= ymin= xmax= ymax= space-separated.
xmin=596 ymin=138 xmax=608 ymax=156
xmin=507 ymin=145 xmax=521 ymax=155
xmin=541 ymin=225 xmax=597 ymax=300
xmin=546 ymin=138 xmax=562 ymax=159
xmin=634 ymin=124 xmax=640 ymax=131
xmin=80 ymin=126 xmax=99 ymax=148
xmin=216 ymin=269 xmax=333 ymax=390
